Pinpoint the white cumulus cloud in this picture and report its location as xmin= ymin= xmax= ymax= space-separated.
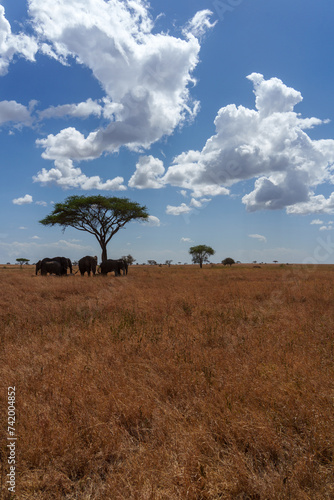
xmin=10 ymin=0 xmax=215 ymax=189
xmin=144 ymin=215 xmax=161 ymax=227
xmin=128 ymin=155 xmax=165 ymax=189
xmin=13 ymin=194 xmax=33 ymax=205
xmin=33 ymin=159 xmax=126 ymax=191
xmin=287 ymin=194 xmax=334 ymax=215
xmin=0 ymin=5 xmax=38 ymax=76
xmin=28 ymin=0 xmax=204 ymax=167
xmin=166 ymin=203 xmax=192 ymax=216
xmin=0 ymin=100 xmax=33 ymax=127
xmin=163 ymin=73 xmax=334 ymax=214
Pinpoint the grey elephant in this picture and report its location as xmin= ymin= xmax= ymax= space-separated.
xmin=36 ymin=257 xmax=56 ymax=275
xmin=36 ymin=256 xmax=72 ymax=275
xmin=78 ymin=255 xmax=98 ymax=276
xmin=41 ymin=260 xmax=62 ymax=276
xmin=120 ymin=259 xmax=128 ymax=275
xmin=51 ymin=256 xmax=72 ymax=275
xmin=99 ymin=259 xmax=128 ymax=276
xmin=35 ymin=259 xmax=44 ymax=275
xmin=65 ymin=258 xmax=73 ymax=274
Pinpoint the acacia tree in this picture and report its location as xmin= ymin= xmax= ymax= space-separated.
xmin=189 ymin=245 xmax=215 ymax=268
xmin=222 ymin=257 xmax=235 ymax=267
xmin=39 ymin=195 xmax=149 ymax=261
xmin=122 ymin=254 xmax=136 ymax=265
xmin=16 ymin=258 xmax=30 ymax=268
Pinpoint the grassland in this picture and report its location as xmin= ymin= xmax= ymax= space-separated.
xmin=0 ymin=264 xmax=333 ymax=499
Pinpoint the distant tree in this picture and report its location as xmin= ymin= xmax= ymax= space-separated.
xmin=16 ymin=258 xmax=30 ymax=268
xmin=189 ymin=245 xmax=215 ymax=268
xmin=165 ymin=260 xmax=173 ymax=267
xmin=122 ymin=254 xmax=136 ymax=265
xmin=39 ymin=195 xmax=149 ymax=261
xmin=273 ymin=260 xmax=278 ymax=264
xmin=222 ymin=257 xmax=235 ymax=266
xmin=147 ymin=260 xmax=157 ymax=266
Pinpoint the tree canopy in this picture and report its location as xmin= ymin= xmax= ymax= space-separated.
xmin=122 ymin=254 xmax=136 ymax=265
xmin=222 ymin=257 xmax=235 ymax=266
xmin=39 ymin=195 xmax=149 ymax=261
xmin=189 ymin=245 xmax=215 ymax=268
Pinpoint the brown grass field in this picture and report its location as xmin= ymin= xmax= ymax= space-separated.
xmin=0 ymin=263 xmax=333 ymax=499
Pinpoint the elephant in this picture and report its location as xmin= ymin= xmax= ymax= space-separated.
xmin=99 ymin=259 xmax=128 ymax=276
xmin=65 ymin=258 xmax=73 ymax=274
xmin=36 ymin=258 xmax=55 ymax=275
xmin=40 ymin=260 xmax=62 ymax=276
xmin=36 ymin=256 xmax=72 ymax=275
xmin=78 ymin=255 xmax=98 ymax=276
xmin=51 ymin=256 xmax=71 ymax=275
xmin=35 ymin=259 xmax=44 ymax=275
xmin=117 ymin=259 xmax=128 ymax=275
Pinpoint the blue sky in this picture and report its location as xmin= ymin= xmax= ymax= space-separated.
xmin=1 ymin=0 xmax=334 ymax=265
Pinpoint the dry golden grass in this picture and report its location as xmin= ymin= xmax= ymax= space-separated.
xmin=0 ymin=264 xmax=333 ymax=499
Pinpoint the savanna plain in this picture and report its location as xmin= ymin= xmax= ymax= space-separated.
xmin=0 ymin=264 xmax=333 ymax=499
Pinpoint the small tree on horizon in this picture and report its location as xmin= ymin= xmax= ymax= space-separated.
xmin=222 ymin=257 xmax=235 ymax=267
xmin=16 ymin=258 xmax=30 ymax=268
xmin=189 ymin=245 xmax=215 ymax=268
xmin=39 ymin=195 xmax=149 ymax=261
xmin=122 ymin=255 xmax=136 ymax=265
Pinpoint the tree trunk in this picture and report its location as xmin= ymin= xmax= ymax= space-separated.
xmin=100 ymin=241 xmax=108 ymax=262
xmin=199 ymin=259 xmax=203 ymax=268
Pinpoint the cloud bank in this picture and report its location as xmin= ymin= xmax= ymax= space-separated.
xmin=2 ymin=2 xmax=334 ymax=216
xmin=0 ymin=1 xmax=215 ymax=189
xmin=132 ymin=73 xmax=334 ymax=215
xmin=27 ymin=1 xmax=213 ymax=188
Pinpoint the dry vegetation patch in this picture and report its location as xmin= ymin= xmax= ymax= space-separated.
xmin=0 ymin=265 xmax=333 ymax=499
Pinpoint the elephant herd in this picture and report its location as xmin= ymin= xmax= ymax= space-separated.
xmin=35 ymin=256 xmax=128 ymax=277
